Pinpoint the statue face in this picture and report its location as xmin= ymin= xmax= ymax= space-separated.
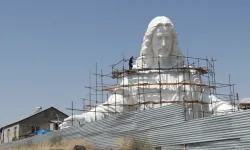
xmin=152 ymin=25 xmax=173 ymax=58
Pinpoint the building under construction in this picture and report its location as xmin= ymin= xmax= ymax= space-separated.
xmin=68 ymin=54 xmax=239 ymax=123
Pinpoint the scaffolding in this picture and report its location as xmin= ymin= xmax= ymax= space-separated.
xmin=66 ymin=54 xmax=239 ymax=126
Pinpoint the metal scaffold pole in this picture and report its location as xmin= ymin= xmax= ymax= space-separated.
xmin=89 ymin=70 xmax=92 ymax=110
xmin=71 ymin=101 xmax=73 ymax=126
xmin=101 ymin=69 xmax=104 ymax=104
xmin=95 ymin=62 xmax=98 ymax=121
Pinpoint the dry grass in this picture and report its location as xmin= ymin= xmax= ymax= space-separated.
xmin=0 ymin=139 xmax=95 ymax=150
xmin=116 ymin=136 xmax=155 ymax=150
xmin=0 ymin=137 xmax=156 ymax=150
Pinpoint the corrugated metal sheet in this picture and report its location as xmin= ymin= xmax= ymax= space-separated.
xmin=1 ymin=104 xmax=250 ymax=149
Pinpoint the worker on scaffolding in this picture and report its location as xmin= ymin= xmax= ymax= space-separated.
xmin=129 ymin=56 xmax=134 ymax=69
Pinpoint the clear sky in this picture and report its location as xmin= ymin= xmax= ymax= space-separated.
xmin=0 ymin=0 xmax=249 ymax=127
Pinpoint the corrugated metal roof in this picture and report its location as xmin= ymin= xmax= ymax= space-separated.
xmin=240 ymin=97 xmax=250 ymax=103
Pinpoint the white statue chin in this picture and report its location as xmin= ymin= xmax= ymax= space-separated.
xmin=59 ymin=16 xmax=234 ymax=129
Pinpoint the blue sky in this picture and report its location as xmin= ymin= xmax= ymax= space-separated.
xmin=0 ymin=0 xmax=249 ymax=127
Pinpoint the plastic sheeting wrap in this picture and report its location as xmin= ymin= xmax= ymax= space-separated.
xmin=35 ymin=130 xmax=52 ymax=136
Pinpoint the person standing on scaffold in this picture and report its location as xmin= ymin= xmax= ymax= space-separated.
xmin=129 ymin=56 xmax=134 ymax=69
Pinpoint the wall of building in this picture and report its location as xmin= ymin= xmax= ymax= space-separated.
xmin=18 ymin=108 xmax=67 ymax=138
xmin=0 ymin=108 xmax=68 ymax=144
xmin=1 ymin=124 xmax=19 ymax=144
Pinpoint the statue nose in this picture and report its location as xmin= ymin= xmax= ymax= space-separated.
xmin=162 ymin=39 xmax=166 ymax=46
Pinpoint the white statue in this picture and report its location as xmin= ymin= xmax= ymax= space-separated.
xmin=59 ymin=16 xmax=235 ymax=129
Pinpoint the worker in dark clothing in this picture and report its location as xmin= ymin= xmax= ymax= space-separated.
xmin=129 ymin=56 xmax=134 ymax=69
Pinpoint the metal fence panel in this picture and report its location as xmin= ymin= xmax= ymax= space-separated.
xmin=1 ymin=104 xmax=250 ymax=150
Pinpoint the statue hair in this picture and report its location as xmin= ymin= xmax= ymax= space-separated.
xmin=136 ymin=17 xmax=184 ymax=68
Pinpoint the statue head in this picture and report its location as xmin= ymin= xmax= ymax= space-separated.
xmin=135 ymin=16 xmax=184 ymax=68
